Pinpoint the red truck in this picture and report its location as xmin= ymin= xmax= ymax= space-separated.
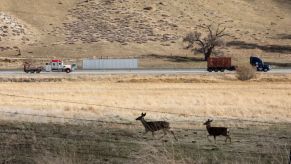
xmin=207 ymin=57 xmax=236 ymax=72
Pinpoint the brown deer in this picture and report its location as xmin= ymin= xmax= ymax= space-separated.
xmin=203 ymin=119 xmax=231 ymax=143
xmin=136 ymin=113 xmax=177 ymax=141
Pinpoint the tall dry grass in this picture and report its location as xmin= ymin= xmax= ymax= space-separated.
xmin=0 ymin=74 xmax=290 ymax=123
xmin=236 ymin=64 xmax=257 ymax=81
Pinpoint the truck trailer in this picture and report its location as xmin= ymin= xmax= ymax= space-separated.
xmin=207 ymin=57 xmax=236 ymax=72
xmin=23 ymin=62 xmax=43 ymax=73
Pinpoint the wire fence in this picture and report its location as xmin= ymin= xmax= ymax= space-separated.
xmin=0 ymin=92 xmax=289 ymax=126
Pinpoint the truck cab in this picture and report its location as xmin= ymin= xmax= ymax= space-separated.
xmin=250 ymin=56 xmax=271 ymax=72
xmin=45 ymin=60 xmax=76 ymax=73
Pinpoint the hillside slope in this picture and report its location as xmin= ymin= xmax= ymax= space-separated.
xmin=0 ymin=0 xmax=291 ymax=68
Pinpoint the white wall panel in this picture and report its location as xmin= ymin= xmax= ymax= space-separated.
xmin=83 ymin=59 xmax=138 ymax=69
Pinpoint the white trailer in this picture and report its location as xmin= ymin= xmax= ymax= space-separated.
xmin=83 ymin=59 xmax=138 ymax=70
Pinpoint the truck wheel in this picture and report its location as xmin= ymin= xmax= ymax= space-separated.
xmin=220 ymin=69 xmax=225 ymax=72
xmin=65 ymin=69 xmax=71 ymax=73
xmin=263 ymin=68 xmax=268 ymax=72
xmin=207 ymin=68 xmax=213 ymax=72
xmin=214 ymin=69 xmax=218 ymax=72
xmin=257 ymin=68 xmax=263 ymax=72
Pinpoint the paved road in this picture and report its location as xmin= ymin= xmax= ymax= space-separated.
xmin=0 ymin=68 xmax=291 ymax=75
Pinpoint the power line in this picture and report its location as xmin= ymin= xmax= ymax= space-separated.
xmin=0 ymin=92 xmax=187 ymax=116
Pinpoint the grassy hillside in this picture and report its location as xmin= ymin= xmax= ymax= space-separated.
xmin=0 ymin=0 xmax=291 ymax=68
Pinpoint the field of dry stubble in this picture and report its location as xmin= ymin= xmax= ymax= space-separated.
xmin=0 ymin=73 xmax=290 ymax=163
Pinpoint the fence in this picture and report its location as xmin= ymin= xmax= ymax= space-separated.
xmin=0 ymin=92 xmax=285 ymax=125
xmin=82 ymin=59 xmax=138 ymax=70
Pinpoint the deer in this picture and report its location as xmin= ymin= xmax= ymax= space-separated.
xmin=203 ymin=119 xmax=231 ymax=143
xmin=136 ymin=113 xmax=177 ymax=141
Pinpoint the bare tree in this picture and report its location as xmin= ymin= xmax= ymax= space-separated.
xmin=183 ymin=24 xmax=228 ymax=61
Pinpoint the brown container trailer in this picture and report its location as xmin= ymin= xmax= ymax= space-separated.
xmin=207 ymin=57 xmax=236 ymax=72
xmin=23 ymin=62 xmax=43 ymax=73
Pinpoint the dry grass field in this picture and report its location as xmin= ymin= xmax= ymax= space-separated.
xmin=1 ymin=0 xmax=291 ymax=163
xmin=0 ymin=73 xmax=291 ymax=122
xmin=0 ymin=73 xmax=290 ymax=163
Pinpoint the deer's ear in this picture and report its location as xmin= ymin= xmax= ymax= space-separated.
xmin=144 ymin=113 xmax=147 ymax=116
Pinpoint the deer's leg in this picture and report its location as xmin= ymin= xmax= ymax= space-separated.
xmin=169 ymin=130 xmax=178 ymax=141
xmin=143 ymin=129 xmax=149 ymax=135
xmin=207 ymin=135 xmax=212 ymax=142
xmin=228 ymin=136 xmax=231 ymax=143
xmin=214 ymin=136 xmax=216 ymax=144
xmin=152 ymin=131 xmax=155 ymax=138
xmin=163 ymin=129 xmax=167 ymax=135
xmin=158 ymin=129 xmax=167 ymax=140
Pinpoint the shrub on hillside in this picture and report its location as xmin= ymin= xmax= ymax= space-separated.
xmin=236 ymin=64 xmax=256 ymax=81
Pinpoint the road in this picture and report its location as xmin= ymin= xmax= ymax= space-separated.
xmin=0 ymin=68 xmax=291 ymax=75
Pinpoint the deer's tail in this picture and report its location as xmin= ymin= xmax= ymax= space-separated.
xmin=227 ymin=128 xmax=230 ymax=135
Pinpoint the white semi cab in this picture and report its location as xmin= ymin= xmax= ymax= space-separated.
xmin=45 ymin=60 xmax=76 ymax=73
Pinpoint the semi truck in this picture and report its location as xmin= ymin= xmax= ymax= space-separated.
xmin=45 ymin=60 xmax=77 ymax=73
xmin=207 ymin=56 xmax=271 ymax=72
xmin=250 ymin=56 xmax=271 ymax=72
xmin=23 ymin=60 xmax=77 ymax=73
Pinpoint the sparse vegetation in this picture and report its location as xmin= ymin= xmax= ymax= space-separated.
xmin=236 ymin=64 xmax=257 ymax=81
xmin=1 ymin=0 xmax=291 ymax=68
xmin=0 ymin=120 xmax=289 ymax=163
xmin=0 ymin=74 xmax=290 ymax=163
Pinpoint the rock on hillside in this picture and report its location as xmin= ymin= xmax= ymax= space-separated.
xmin=0 ymin=12 xmax=35 ymax=51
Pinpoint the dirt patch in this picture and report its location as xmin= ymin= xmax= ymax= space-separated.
xmin=1 ymin=73 xmax=290 ymax=83
xmin=0 ymin=77 xmax=64 ymax=82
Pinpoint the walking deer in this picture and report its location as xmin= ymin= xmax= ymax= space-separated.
xmin=203 ymin=119 xmax=231 ymax=143
xmin=136 ymin=113 xmax=177 ymax=141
